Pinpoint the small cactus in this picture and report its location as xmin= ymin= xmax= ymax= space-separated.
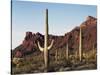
xmin=37 ymin=9 xmax=54 ymax=72
xmin=55 ymin=49 xmax=58 ymax=62
xmin=66 ymin=42 xmax=69 ymax=60
xmin=93 ymin=43 xmax=95 ymax=53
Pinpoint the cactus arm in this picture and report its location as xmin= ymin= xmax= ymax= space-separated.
xmin=37 ymin=41 xmax=44 ymax=52
xmin=48 ymin=40 xmax=54 ymax=50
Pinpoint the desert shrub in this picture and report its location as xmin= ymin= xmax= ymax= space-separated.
xmin=12 ymin=57 xmax=25 ymax=68
xmin=82 ymin=49 xmax=97 ymax=63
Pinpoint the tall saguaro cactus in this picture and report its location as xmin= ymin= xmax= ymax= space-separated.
xmin=79 ymin=26 xmax=82 ymax=61
xmin=37 ymin=9 xmax=54 ymax=72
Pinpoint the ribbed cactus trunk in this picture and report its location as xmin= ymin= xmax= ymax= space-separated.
xmin=37 ymin=9 xmax=54 ymax=72
xmin=66 ymin=42 xmax=69 ymax=60
xmin=44 ymin=9 xmax=49 ymax=71
xmin=79 ymin=26 xmax=82 ymax=61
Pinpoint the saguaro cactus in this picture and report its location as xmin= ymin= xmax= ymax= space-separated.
xmin=37 ymin=9 xmax=54 ymax=72
xmin=66 ymin=42 xmax=69 ymax=60
xmin=55 ymin=49 xmax=58 ymax=62
xmin=92 ymin=43 xmax=95 ymax=57
xmin=79 ymin=26 xmax=82 ymax=61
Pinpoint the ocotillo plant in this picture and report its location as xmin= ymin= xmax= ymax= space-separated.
xmin=79 ymin=26 xmax=82 ymax=61
xmin=37 ymin=9 xmax=54 ymax=72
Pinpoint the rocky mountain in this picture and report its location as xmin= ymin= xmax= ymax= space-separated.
xmin=12 ymin=16 xmax=97 ymax=58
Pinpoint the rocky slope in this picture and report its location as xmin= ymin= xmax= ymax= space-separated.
xmin=12 ymin=16 xmax=97 ymax=58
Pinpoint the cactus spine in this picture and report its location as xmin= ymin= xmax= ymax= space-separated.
xmin=37 ymin=9 xmax=54 ymax=72
xmin=79 ymin=26 xmax=82 ymax=61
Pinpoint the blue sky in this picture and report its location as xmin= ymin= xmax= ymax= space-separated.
xmin=12 ymin=1 xmax=97 ymax=49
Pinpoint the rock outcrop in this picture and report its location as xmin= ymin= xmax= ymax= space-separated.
xmin=12 ymin=16 xmax=97 ymax=58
